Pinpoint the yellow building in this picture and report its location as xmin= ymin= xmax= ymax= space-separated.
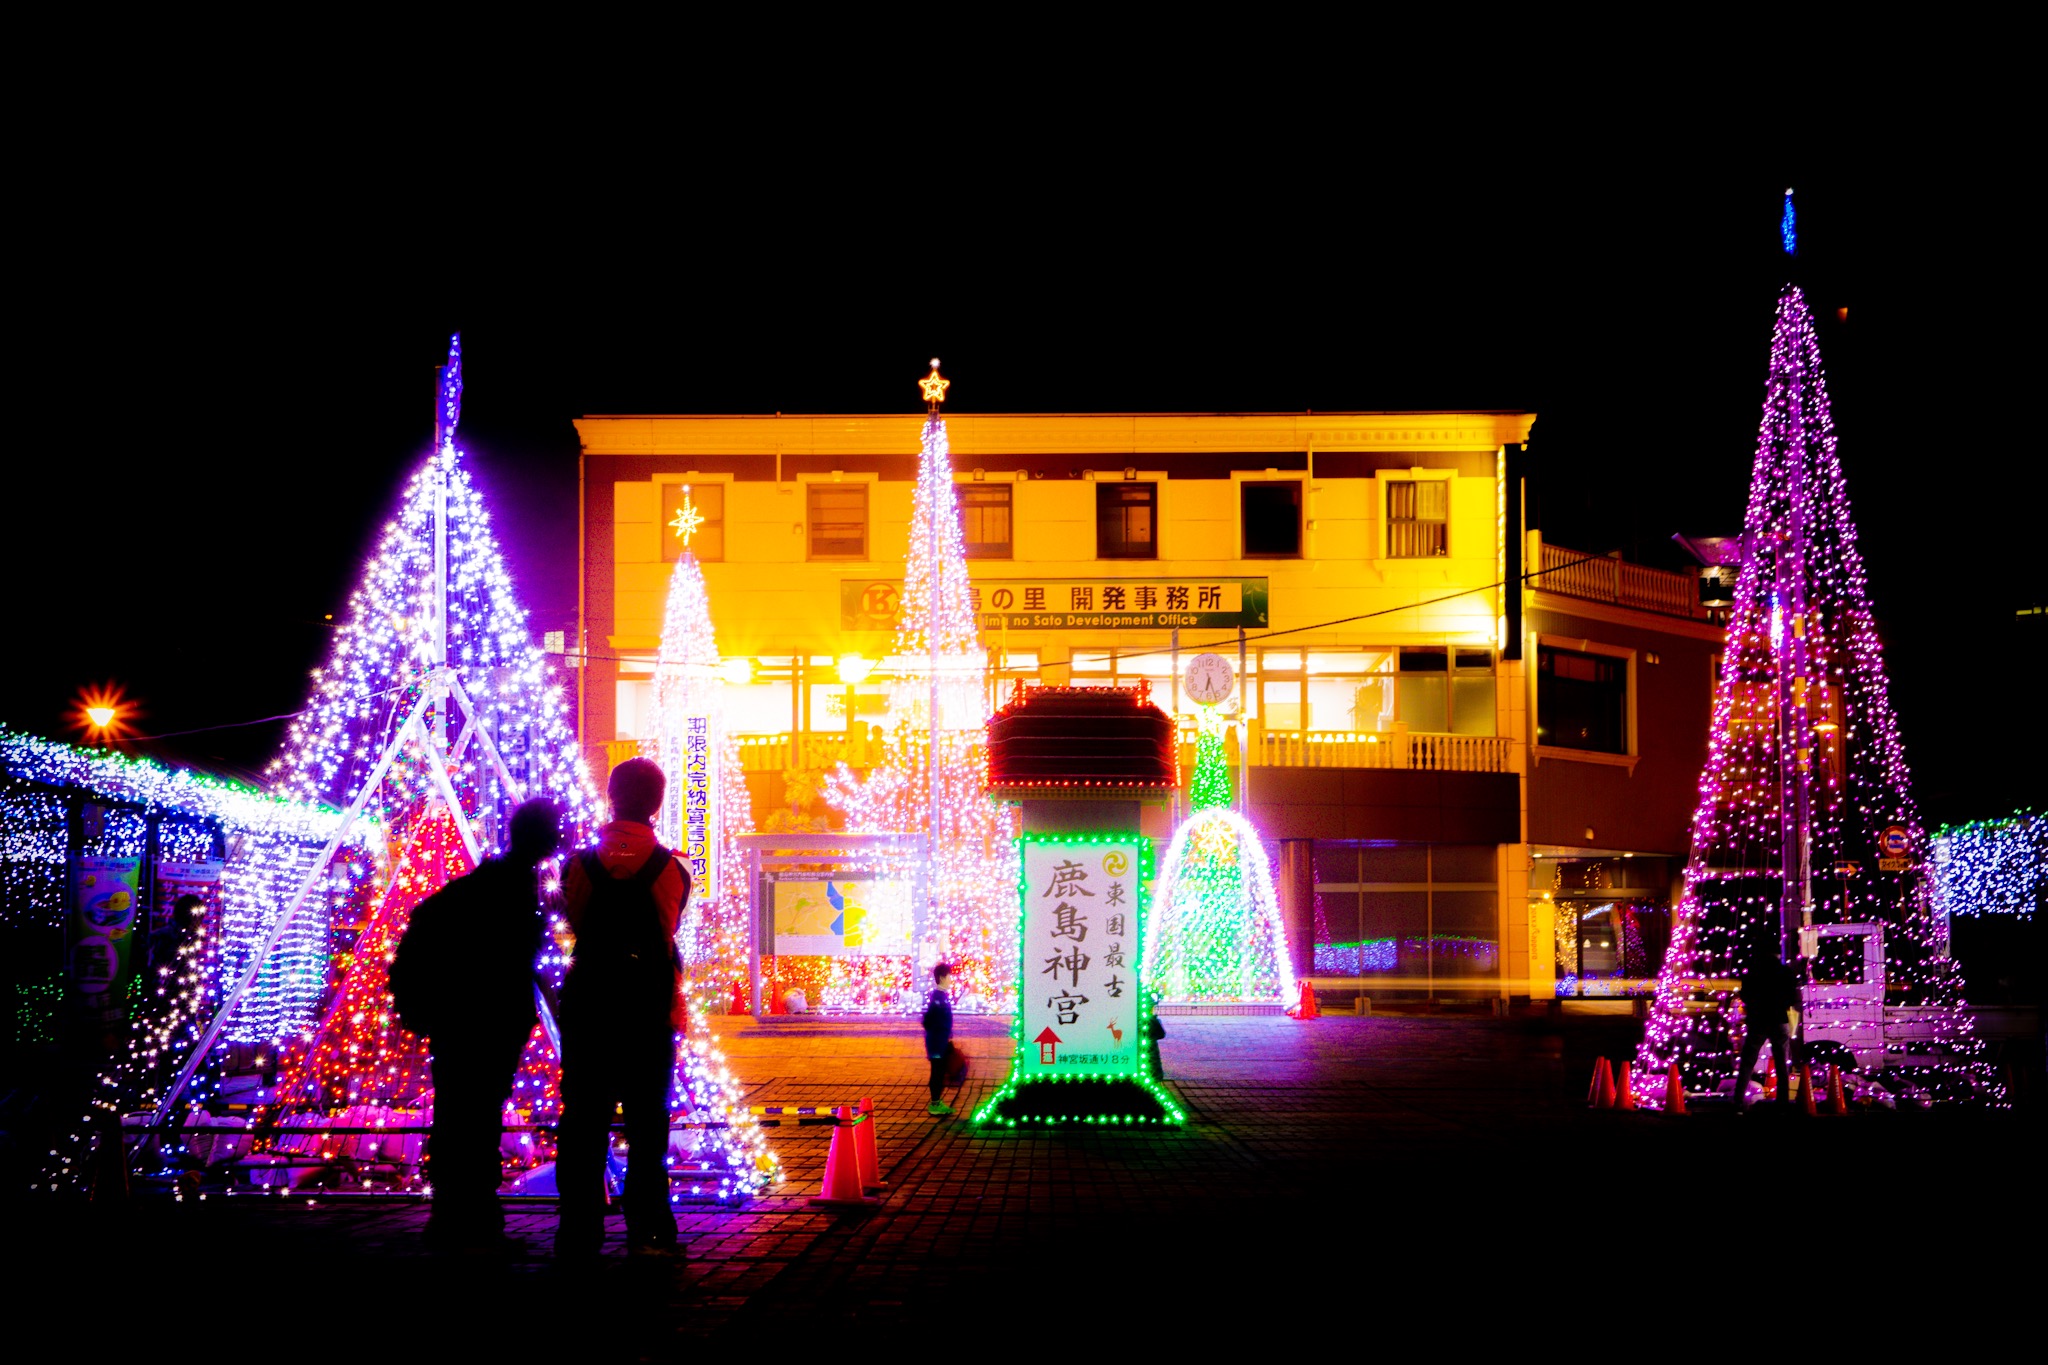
xmin=575 ymin=409 xmax=1718 ymax=1005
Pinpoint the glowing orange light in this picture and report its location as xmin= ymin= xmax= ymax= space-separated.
xmin=72 ymin=684 xmax=133 ymax=742
xmin=668 ymin=487 xmax=707 ymax=548
xmin=918 ymin=358 xmax=949 ymax=407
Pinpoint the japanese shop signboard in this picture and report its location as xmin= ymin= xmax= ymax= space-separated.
xmin=1019 ymin=836 xmax=1145 ymax=1078
xmin=844 ymin=577 xmax=1268 ymax=633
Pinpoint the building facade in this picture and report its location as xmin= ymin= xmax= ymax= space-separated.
xmin=574 ymin=411 xmax=1720 ymax=1004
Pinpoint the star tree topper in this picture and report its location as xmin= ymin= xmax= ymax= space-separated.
xmin=919 ymin=358 xmax=949 ymax=410
xmin=669 ymin=486 xmax=707 ymax=549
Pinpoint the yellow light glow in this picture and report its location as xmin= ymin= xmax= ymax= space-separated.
xmin=837 ymin=654 xmax=875 ymax=685
xmin=718 ymin=658 xmax=755 ymax=686
xmin=86 ymin=706 xmax=117 ymax=729
xmin=918 ymin=359 xmax=949 ymax=407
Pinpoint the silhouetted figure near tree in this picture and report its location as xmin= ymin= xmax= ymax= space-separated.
xmin=554 ymin=757 xmax=690 ymax=1259
xmin=1733 ymin=937 xmax=1802 ymax=1109
xmin=393 ymin=798 xmax=561 ymax=1251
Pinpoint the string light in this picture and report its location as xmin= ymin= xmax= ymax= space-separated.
xmin=1632 ymin=260 xmax=2000 ymax=1106
xmin=1933 ymin=812 xmax=2045 ymax=921
xmin=828 ymin=407 xmax=1019 ymax=1009
xmin=1144 ymin=704 xmax=1294 ymax=1004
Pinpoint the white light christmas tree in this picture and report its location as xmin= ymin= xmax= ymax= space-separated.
xmin=829 ymin=364 xmax=1019 ymax=1009
xmin=1146 ymin=709 xmax=1295 ymax=1004
xmin=650 ymin=531 xmax=780 ymax=1193
xmin=154 ymin=334 xmax=602 ymax=1127
xmin=1634 ymin=197 xmax=1996 ymax=1104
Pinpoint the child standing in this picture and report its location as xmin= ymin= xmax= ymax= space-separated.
xmin=921 ymin=963 xmax=955 ymax=1117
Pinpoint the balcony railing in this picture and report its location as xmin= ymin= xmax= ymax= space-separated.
xmin=1536 ymin=543 xmax=1705 ymax=619
xmin=614 ymin=724 xmax=1513 ymax=778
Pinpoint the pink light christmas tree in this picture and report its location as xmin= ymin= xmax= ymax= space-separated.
xmin=1634 ymin=195 xmax=1996 ymax=1104
xmin=829 ymin=364 xmax=1019 ymax=1009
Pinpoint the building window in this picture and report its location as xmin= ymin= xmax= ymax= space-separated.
xmin=1241 ymin=481 xmax=1302 ymax=557
xmin=959 ymin=484 xmax=1012 ymax=559
xmin=1387 ymin=479 xmax=1448 ymax=557
xmin=1097 ymin=482 xmax=1157 ymax=559
xmin=807 ymin=483 xmax=868 ymax=559
xmin=1538 ymin=645 xmax=1628 ymax=753
xmin=661 ymin=482 xmax=724 ymax=562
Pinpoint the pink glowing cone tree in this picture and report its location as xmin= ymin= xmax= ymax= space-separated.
xmin=1634 ymin=205 xmax=1996 ymax=1105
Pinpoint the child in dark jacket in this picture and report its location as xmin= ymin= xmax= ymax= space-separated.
xmin=921 ymin=963 xmax=955 ymax=1116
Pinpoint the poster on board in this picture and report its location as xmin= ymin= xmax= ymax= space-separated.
xmin=1019 ymin=838 xmax=1143 ymax=1077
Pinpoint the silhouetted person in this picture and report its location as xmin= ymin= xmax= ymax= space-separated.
xmin=1734 ymin=941 xmax=1802 ymax=1109
xmin=396 ymin=798 xmax=560 ymax=1251
xmin=922 ymin=963 xmax=955 ymax=1116
xmin=555 ymin=758 xmax=690 ymax=1258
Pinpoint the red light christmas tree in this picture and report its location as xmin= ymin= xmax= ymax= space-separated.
xmin=829 ymin=364 xmax=1019 ymax=1009
xmin=1634 ymin=197 xmax=1997 ymax=1105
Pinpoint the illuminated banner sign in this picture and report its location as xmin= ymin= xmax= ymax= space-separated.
xmin=1018 ymin=836 xmax=1145 ymax=1078
xmin=68 ymin=855 xmax=142 ymax=1027
xmin=681 ymin=715 xmax=717 ymax=904
xmin=844 ymin=577 xmax=1268 ymax=632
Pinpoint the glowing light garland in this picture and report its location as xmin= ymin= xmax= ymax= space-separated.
xmin=1143 ymin=707 xmax=1295 ymax=1004
xmin=829 ymin=408 xmax=1018 ymax=1010
xmin=650 ymin=547 xmax=778 ymax=1192
xmin=1632 ymin=256 xmax=1999 ymax=1105
xmin=1933 ymin=812 xmax=2045 ymax=921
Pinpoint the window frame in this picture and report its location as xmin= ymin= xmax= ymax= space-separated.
xmin=1239 ymin=477 xmax=1305 ymax=559
xmin=1384 ymin=475 xmax=1451 ymax=558
xmin=1533 ymin=635 xmax=1638 ymax=766
xmin=659 ymin=477 xmax=728 ymax=563
xmin=1095 ymin=480 xmax=1159 ymax=560
xmin=957 ymin=480 xmax=1014 ymax=560
xmin=805 ymin=479 xmax=871 ymax=561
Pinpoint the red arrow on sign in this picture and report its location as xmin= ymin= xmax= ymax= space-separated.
xmin=1035 ymin=1027 xmax=1061 ymax=1065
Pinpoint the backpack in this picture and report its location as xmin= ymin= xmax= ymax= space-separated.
xmin=563 ymin=847 xmax=682 ymax=1017
xmin=389 ymin=873 xmax=483 ymax=1037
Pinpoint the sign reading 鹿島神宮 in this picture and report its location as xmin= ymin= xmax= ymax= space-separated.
xmin=1019 ymin=837 xmax=1144 ymax=1077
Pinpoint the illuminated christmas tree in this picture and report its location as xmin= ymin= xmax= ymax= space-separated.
xmin=1145 ymin=708 xmax=1294 ymax=1003
xmin=649 ymin=532 xmax=781 ymax=1193
xmin=830 ymin=364 xmax=1019 ymax=1009
xmin=651 ymin=532 xmax=754 ymax=996
xmin=1634 ymin=195 xmax=1996 ymax=1104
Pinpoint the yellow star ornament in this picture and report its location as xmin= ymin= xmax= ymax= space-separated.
xmin=918 ymin=359 xmax=949 ymax=407
xmin=669 ymin=489 xmax=706 ymax=548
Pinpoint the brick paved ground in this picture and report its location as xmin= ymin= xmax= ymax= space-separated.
xmin=10 ymin=1012 xmax=2041 ymax=1355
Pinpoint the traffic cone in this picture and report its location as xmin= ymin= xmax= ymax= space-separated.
xmin=1288 ymin=981 xmax=1319 ymax=1020
xmin=1827 ymin=1064 xmax=1848 ymax=1115
xmin=1591 ymin=1057 xmax=1617 ymax=1109
xmin=1665 ymin=1062 xmax=1687 ymax=1115
xmin=1799 ymin=1062 xmax=1818 ymax=1116
xmin=1587 ymin=1059 xmax=1605 ymax=1105
xmin=729 ymin=979 xmax=746 ymax=1015
xmin=854 ymin=1096 xmax=886 ymax=1192
xmin=806 ymin=1107 xmax=879 ymax=1209
xmin=1615 ymin=1060 xmax=1637 ymax=1110
xmin=1764 ymin=1057 xmax=1777 ymax=1101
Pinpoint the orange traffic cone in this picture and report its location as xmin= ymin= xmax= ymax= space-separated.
xmin=1665 ymin=1062 xmax=1687 ymax=1115
xmin=1288 ymin=981 xmax=1319 ymax=1020
xmin=854 ymin=1096 xmax=886 ymax=1192
xmin=1764 ymin=1057 xmax=1777 ymax=1101
xmin=1587 ymin=1059 xmax=1606 ymax=1105
xmin=1615 ymin=1060 xmax=1637 ymax=1110
xmin=1591 ymin=1057 xmax=1617 ymax=1109
xmin=729 ymin=979 xmax=746 ymax=1014
xmin=807 ymin=1107 xmax=880 ymax=1209
xmin=1799 ymin=1062 xmax=1818 ymax=1116
xmin=1827 ymin=1064 xmax=1848 ymax=1115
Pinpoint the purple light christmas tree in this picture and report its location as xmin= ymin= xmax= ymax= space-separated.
xmin=829 ymin=363 xmax=1019 ymax=1009
xmin=1634 ymin=195 xmax=1996 ymax=1104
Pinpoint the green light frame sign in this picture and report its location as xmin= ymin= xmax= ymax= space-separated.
xmin=975 ymin=831 xmax=1184 ymax=1126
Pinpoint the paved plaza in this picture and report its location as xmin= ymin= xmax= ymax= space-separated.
xmin=12 ymin=1011 xmax=2042 ymax=1352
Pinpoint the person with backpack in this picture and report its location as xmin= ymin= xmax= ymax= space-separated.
xmin=1733 ymin=934 xmax=1804 ymax=1109
xmin=391 ymin=798 xmax=561 ymax=1252
xmin=554 ymin=758 xmax=691 ymax=1259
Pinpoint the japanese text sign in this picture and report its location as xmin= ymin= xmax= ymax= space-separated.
xmin=1019 ymin=837 xmax=1143 ymax=1077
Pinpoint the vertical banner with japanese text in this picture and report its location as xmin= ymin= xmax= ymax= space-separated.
xmin=683 ymin=714 xmax=717 ymax=904
xmin=1020 ymin=837 xmax=1144 ymax=1077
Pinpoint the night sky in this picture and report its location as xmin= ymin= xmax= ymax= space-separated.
xmin=8 ymin=136 xmax=2040 ymax=824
